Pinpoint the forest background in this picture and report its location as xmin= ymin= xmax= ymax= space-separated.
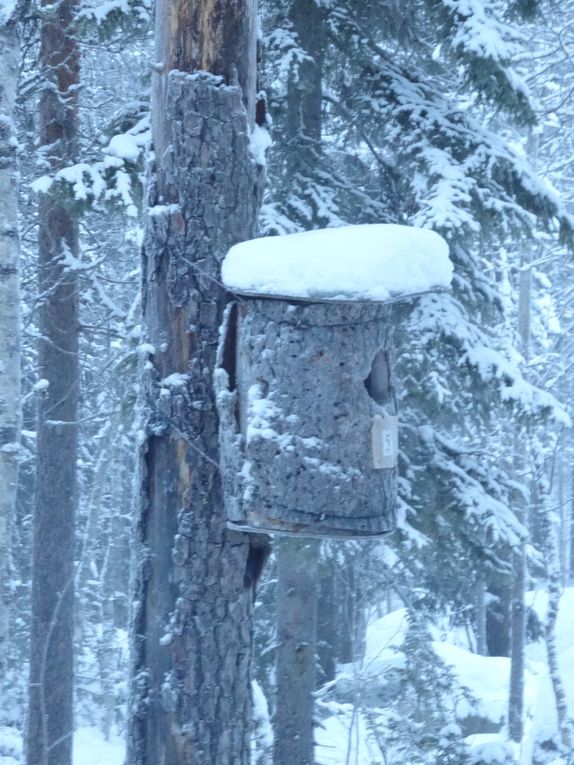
xmin=1 ymin=0 xmax=574 ymax=764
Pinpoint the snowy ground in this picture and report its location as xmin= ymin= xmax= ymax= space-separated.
xmin=1 ymin=588 xmax=572 ymax=765
xmin=315 ymin=587 xmax=574 ymax=765
xmin=0 ymin=726 xmax=124 ymax=765
xmin=73 ymin=728 xmax=125 ymax=765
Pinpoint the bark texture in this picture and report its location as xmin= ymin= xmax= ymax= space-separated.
xmin=0 ymin=15 xmax=21 ymax=690
xmin=27 ymin=2 xmax=79 ymax=764
xmin=152 ymin=0 xmax=258 ymax=175
xmin=286 ymin=0 xmax=325 ymax=145
xmin=274 ymin=539 xmax=318 ymax=765
xmin=128 ymin=70 xmax=261 ymax=765
xmin=129 ymin=1 xmax=261 ymax=760
xmin=217 ymin=300 xmax=397 ymax=536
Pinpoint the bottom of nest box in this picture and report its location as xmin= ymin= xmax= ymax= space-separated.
xmin=226 ymin=520 xmax=395 ymax=539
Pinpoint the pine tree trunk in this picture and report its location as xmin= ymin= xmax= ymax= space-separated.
xmin=127 ymin=2 xmax=261 ymax=764
xmin=26 ymin=2 xmax=80 ymax=764
xmin=272 ymin=6 xmax=326 ymax=761
xmin=0 ymin=13 xmax=21 ymax=694
xmin=286 ymin=0 xmax=324 ymax=144
xmin=274 ymin=539 xmax=318 ymax=765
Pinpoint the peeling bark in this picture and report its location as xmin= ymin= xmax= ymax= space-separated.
xmin=128 ymin=5 xmax=261 ymax=758
xmin=152 ymin=0 xmax=257 ymax=175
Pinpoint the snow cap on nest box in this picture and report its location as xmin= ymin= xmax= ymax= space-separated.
xmin=222 ymin=223 xmax=452 ymax=303
xmin=216 ymin=224 xmax=451 ymax=538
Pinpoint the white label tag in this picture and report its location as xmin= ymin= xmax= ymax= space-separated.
xmin=372 ymin=415 xmax=398 ymax=469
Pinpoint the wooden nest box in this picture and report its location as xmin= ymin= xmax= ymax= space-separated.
xmin=216 ymin=224 xmax=451 ymax=538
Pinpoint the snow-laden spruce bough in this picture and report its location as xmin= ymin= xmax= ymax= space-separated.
xmin=216 ymin=224 xmax=452 ymax=538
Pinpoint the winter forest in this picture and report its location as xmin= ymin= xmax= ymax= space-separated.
xmin=1 ymin=0 xmax=574 ymax=764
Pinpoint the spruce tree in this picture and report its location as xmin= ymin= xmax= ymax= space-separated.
xmin=259 ymin=0 xmax=573 ymax=757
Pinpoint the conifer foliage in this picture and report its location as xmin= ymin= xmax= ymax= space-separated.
xmin=259 ymin=0 xmax=574 ymax=760
xmin=0 ymin=0 xmax=573 ymax=763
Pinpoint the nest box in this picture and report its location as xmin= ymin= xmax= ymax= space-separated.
xmin=215 ymin=224 xmax=451 ymax=538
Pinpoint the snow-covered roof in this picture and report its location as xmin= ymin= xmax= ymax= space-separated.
xmin=222 ymin=224 xmax=452 ymax=303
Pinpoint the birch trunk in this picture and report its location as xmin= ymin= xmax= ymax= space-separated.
xmin=26 ymin=2 xmax=80 ymax=764
xmin=571 ymin=470 xmax=574 ymax=578
xmin=0 ymin=12 xmax=21 ymax=692
xmin=127 ymin=2 xmax=261 ymax=764
xmin=542 ymin=514 xmax=573 ymax=754
xmin=557 ymin=459 xmax=568 ymax=585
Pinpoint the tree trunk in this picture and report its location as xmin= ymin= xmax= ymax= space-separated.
xmin=508 ymin=257 xmax=531 ymax=743
xmin=508 ymin=538 xmax=526 ymax=742
xmin=272 ymin=6 xmax=326 ymax=762
xmin=286 ymin=0 xmax=324 ymax=145
xmin=0 ymin=12 xmax=21 ymax=695
xmin=486 ymin=582 xmax=511 ymax=657
xmin=26 ymin=2 xmax=80 ymax=764
xmin=274 ymin=539 xmax=318 ymax=765
xmin=317 ymin=548 xmax=368 ymax=681
xmin=151 ymin=0 xmax=258 ymax=168
xmin=557 ymin=458 xmax=568 ymax=586
xmin=127 ymin=2 xmax=261 ymax=764
xmin=475 ymin=577 xmax=487 ymax=656
xmin=542 ymin=510 xmax=573 ymax=754
xmin=317 ymin=556 xmax=336 ymax=684
xmin=336 ymin=557 xmax=366 ymax=665
xmin=99 ymin=441 xmax=132 ymax=739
